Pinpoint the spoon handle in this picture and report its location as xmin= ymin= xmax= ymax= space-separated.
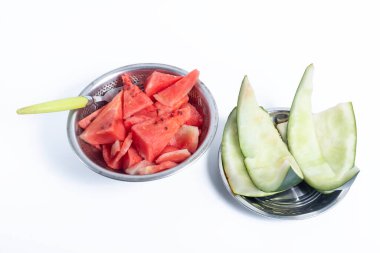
xmin=16 ymin=96 xmax=90 ymax=114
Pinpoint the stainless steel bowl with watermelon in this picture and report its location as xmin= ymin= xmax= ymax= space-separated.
xmin=67 ymin=63 xmax=218 ymax=181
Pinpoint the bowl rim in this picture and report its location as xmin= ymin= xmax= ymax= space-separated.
xmin=67 ymin=63 xmax=218 ymax=181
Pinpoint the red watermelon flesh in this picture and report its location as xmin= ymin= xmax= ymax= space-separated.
xmin=125 ymin=160 xmax=154 ymax=175
xmin=111 ymin=132 xmax=133 ymax=168
xmin=155 ymin=95 xmax=189 ymax=116
xmin=135 ymin=161 xmax=178 ymax=175
xmin=78 ymin=107 xmax=104 ymax=129
xmin=169 ymin=125 xmax=200 ymax=153
xmin=144 ymin=71 xmax=182 ymax=98
xmin=133 ymin=104 xmax=158 ymax=118
xmin=155 ymin=149 xmax=191 ymax=164
xmin=131 ymin=115 xmax=182 ymax=162
xmin=154 ymin=106 xmax=191 ymax=125
xmin=122 ymin=146 xmax=143 ymax=169
xmin=102 ymin=144 xmax=120 ymax=170
xmin=80 ymin=91 xmax=125 ymax=145
xmin=124 ymin=115 xmax=155 ymax=131
xmin=122 ymin=74 xmax=153 ymax=119
xmin=124 ymin=104 xmax=158 ymax=130
xmin=101 ymin=133 xmax=133 ymax=169
xmin=153 ymin=69 xmax=199 ymax=107
xmin=181 ymin=103 xmax=204 ymax=127
xmin=172 ymin=106 xmax=191 ymax=125
xmin=161 ymin=145 xmax=179 ymax=154
xmin=110 ymin=140 xmax=121 ymax=157
xmin=124 ymin=105 xmax=190 ymax=133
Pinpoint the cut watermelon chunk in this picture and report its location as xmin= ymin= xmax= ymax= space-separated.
xmin=124 ymin=115 xmax=156 ymax=130
xmin=155 ymin=95 xmax=189 ymax=116
xmin=135 ymin=161 xmax=178 ymax=175
xmin=125 ymin=160 xmax=154 ymax=175
xmin=122 ymin=146 xmax=143 ymax=169
xmin=131 ymin=115 xmax=183 ymax=162
xmin=102 ymin=144 xmax=120 ymax=170
xmin=172 ymin=106 xmax=191 ymax=125
xmin=122 ymin=74 xmax=153 ymax=119
xmin=102 ymin=133 xmax=133 ymax=170
xmin=144 ymin=71 xmax=182 ymax=98
xmin=133 ymin=104 xmax=158 ymax=118
xmin=181 ymin=103 xmax=203 ymax=127
xmin=153 ymin=69 xmax=199 ymax=107
xmin=80 ymin=91 xmax=125 ymax=145
xmin=154 ymin=106 xmax=192 ymax=126
xmin=78 ymin=107 xmax=104 ymax=129
xmin=155 ymin=149 xmax=191 ymax=164
xmin=124 ymin=104 xmax=158 ymax=130
xmin=161 ymin=145 xmax=179 ymax=154
xmin=109 ymin=132 xmax=133 ymax=168
xmin=111 ymin=140 xmax=121 ymax=157
xmin=169 ymin=125 xmax=199 ymax=153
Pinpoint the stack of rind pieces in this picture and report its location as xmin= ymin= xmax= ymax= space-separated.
xmin=222 ymin=64 xmax=359 ymax=197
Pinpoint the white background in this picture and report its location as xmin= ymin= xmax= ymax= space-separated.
xmin=1 ymin=0 xmax=379 ymax=252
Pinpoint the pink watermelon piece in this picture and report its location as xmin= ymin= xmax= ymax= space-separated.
xmin=154 ymin=95 xmax=189 ymax=116
xmin=154 ymin=105 xmax=192 ymax=124
xmin=80 ymin=91 xmax=125 ymax=145
xmin=112 ymin=132 xmax=133 ymax=166
xmin=122 ymin=146 xmax=143 ymax=169
xmin=136 ymin=161 xmax=178 ymax=175
xmin=102 ymin=132 xmax=133 ymax=170
xmin=155 ymin=149 xmax=191 ymax=164
xmin=181 ymin=103 xmax=203 ymax=127
xmin=169 ymin=125 xmax=200 ymax=153
xmin=144 ymin=71 xmax=182 ymax=98
xmin=110 ymin=140 xmax=121 ymax=157
xmin=133 ymin=104 xmax=158 ymax=118
xmin=125 ymin=160 xmax=154 ymax=175
xmin=161 ymin=145 xmax=179 ymax=154
xmin=172 ymin=106 xmax=191 ymax=125
xmin=122 ymin=74 xmax=153 ymax=119
xmin=131 ymin=115 xmax=183 ymax=162
xmin=102 ymin=144 xmax=120 ymax=170
xmin=153 ymin=69 xmax=199 ymax=107
xmin=124 ymin=115 xmax=156 ymax=131
xmin=78 ymin=107 xmax=104 ymax=129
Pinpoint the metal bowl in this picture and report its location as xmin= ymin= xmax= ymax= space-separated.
xmin=218 ymin=108 xmax=356 ymax=219
xmin=67 ymin=63 xmax=218 ymax=181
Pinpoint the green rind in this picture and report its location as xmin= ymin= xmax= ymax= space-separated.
xmin=277 ymin=160 xmax=303 ymax=191
xmin=288 ymin=64 xmax=359 ymax=192
xmin=244 ymin=155 xmax=303 ymax=192
xmin=313 ymin=102 xmax=357 ymax=175
xmin=222 ymin=108 xmax=276 ymax=197
xmin=276 ymin=122 xmax=288 ymax=143
xmin=237 ymin=76 xmax=303 ymax=192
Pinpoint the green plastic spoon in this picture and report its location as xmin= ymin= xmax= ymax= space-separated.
xmin=16 ymin=87 xmax=122 ymax=114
